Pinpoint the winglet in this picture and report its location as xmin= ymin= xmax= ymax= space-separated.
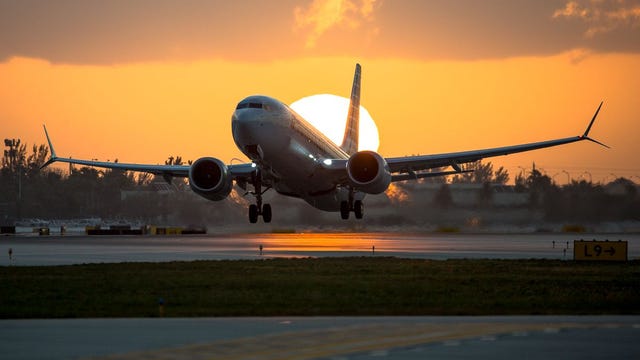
xmin=41 ymin=124 xmax=59 ymax=169
xmin=581 ymin=101 xmax=609 ymax=148
xmin=583 ymin=101 xmax=603 ymax=137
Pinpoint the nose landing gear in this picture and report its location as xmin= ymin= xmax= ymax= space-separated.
xmin=247 ymin=170 xmax=272 ymax=223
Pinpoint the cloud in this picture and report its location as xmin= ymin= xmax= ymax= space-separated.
xmin=0 ymin=1 xmax=638 ymax=64
xmin=566 ymin=47 xmax=594 ymax=64
xmin=294 ymin=0 xmax=381 ymax=48
xmin=553 ymin=0 xmax=640 ymax=38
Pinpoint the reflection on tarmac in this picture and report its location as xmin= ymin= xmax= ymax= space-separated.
xmin=1 ymin=232 xmax=639 ymax=265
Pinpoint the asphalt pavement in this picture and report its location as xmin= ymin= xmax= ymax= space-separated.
xmin=1 ymin=316 xmax=638 ymax=359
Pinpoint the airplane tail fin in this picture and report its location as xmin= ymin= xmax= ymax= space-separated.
xmin=340 ymin=63 xmax=361 ymax=156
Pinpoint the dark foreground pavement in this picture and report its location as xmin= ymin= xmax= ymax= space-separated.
xmin=1 ymin=316 xmax=639 ymax=359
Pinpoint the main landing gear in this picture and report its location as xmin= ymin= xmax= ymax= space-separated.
xmin=248 ymin=170 xmax=272 ymax=224
xmin=249 ymin=200 xmax=271 ymax=223
xmin=340 ymin=190 xmax=364 ymax=220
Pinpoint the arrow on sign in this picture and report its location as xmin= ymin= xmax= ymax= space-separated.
xmin=604 ymin=247 xmax=616 ymax=256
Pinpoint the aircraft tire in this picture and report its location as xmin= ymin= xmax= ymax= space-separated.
xmin=354 ymin=200 xmax=364 ymax=219
xmin=262 ymin=204 xmax=272 ymax=223
xmin=340 ymin=201 xmax=350 ymax=220
xmin=249 ymin=204 xmax=259 ymax=223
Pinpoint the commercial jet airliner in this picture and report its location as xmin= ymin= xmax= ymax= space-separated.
xmin=42 ymin=64 xmax=607 ymax=223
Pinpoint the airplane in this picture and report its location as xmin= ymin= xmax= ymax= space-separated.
xmin=41 ymin=64 xmax=608 ymax=223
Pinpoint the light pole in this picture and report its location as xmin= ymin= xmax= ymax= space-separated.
xmin=562 ymin=170 xmax=571 ymax=185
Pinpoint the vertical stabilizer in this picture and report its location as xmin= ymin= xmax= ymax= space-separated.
xmin=340 ymin=63 xmax=361 ymax=156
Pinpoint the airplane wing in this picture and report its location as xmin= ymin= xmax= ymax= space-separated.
xmin=385 ymin=102 xmax=608 ymax=181
xmin=40 ymin=125 xmax=256 ymax=181
xmin=321 ymin=102 xmax=607 ymax=183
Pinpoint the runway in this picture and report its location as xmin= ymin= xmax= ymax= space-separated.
xmin=2 ymin=232 xmax=639 ymax=359
xmin=1 ymin=232 xmax=638 ymax=266
xmin=1 ymin=316 xmax=639 ymax=359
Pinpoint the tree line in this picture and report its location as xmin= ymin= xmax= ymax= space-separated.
xmin=421 ymin=163 xmax=639 ymax=222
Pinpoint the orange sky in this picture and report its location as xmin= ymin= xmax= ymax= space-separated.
xmin=1 ymin=1 xmax=639 ymax=184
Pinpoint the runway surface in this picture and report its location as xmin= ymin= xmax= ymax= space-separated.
xmin=1 ymin=232 xmax=638 ymax=266
xmin=1 ymin=316 xmax=639 ymax=359
xmin=2 ymin=232 xmax=639 ymax=359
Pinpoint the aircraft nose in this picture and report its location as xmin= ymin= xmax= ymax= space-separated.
xmin=232 ymin=109 xmax=260 ymax=145
xmin=232 ymin=105 xmax=260 ymax=124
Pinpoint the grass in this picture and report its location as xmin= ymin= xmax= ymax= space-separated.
xmin=1 ymin=258 xmax=639 ymax=318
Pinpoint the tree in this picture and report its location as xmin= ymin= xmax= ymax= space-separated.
xmin=493 ymin=166 xmax=509 ymax=185
xmin=526 ymin=166 xmax=554 ymax=208
xmin=451 ymin=161 xmax=509 ymax=184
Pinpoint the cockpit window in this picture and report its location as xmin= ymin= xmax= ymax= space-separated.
xmin=236 ymin=102 xmax=265 ymax=110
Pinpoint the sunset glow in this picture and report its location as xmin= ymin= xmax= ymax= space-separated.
xmin=290 ymin=94 xmax=380 ymax=151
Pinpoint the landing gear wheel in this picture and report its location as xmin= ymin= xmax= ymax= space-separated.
xmin=340 ymin=201 xmax=350 ymax=220
xmin=262 ymin=204 xmax=272 ymax=223
xmin=354 ymin=200 xmax=364 ymax=219
xmin=249 ymin=204 xmax=259 ymax=223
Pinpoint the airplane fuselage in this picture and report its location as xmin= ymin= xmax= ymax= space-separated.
xmin=232 ymin=95 xmax=358 ymax=211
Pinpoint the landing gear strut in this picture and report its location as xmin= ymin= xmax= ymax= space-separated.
xmin=340 ymin=190 xmax=364 ymax=220
xmin=248 ymin=170 xmax=272 ymax=223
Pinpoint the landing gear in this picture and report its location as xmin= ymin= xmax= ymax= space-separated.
xmin=340 ymin=191 xmax=364 ymax=220
xmin=249 ymin=204 xmax=259 ymax=223
xmin=262 ymin=203 xmax=272 ymax=223
xmin=354 ymin=200 xmax=364 ymax=219
xmin=247 ymin=170 xmax=272 ymax=223
xmin=249 ymin=203 xmax=271 ymax=223
xmin=340 ymin=201 xmax=350 ymax=220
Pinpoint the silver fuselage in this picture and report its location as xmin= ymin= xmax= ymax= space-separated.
xmin=232 ymin=95 xmax=361 ymax=211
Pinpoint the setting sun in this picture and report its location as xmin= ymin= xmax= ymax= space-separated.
xmin=290 ymin=94 xmax=380 ymax=152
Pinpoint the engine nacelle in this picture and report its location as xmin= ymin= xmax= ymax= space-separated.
xmin=346 ymin=151 xmax=392 ymax=194
xmin=188 ymin=157 xmax=232 ymax=201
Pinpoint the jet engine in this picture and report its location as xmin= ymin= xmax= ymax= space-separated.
xmin=188 ymin=157 xmax=233 ymax=201
xmin=346 ymin=151 xmax=391 ymax=194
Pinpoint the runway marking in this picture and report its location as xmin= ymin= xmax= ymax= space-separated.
xmin=86 ymin=322 xmax=596 ymax=360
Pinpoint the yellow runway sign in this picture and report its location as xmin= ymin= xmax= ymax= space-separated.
xmin=574 ymin=240 xmax=628 ymax=261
